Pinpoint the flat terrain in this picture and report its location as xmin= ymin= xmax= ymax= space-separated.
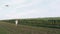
xmin=0 ymin=22 xmax=60 ymax=34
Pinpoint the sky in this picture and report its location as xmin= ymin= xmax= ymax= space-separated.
xmin=0 ymin=0 xmax=60 ymax=20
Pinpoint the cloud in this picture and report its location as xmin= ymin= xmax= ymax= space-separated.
xmin=0 ymin=0 xmax=60 ymax=20
xmin=2 ymin=0 xmax=26 ymax=5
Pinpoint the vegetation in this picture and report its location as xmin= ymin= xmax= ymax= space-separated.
xmin=0 ymin=22 xmax=60 ymax=34
xmin=0 ymin=17 xmax=60 ymax=34
xmin=1 ymin=17 xmax=60 ymax=28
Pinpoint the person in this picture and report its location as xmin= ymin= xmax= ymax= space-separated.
xmin=15 ymin=20 xmax=18 ymax=26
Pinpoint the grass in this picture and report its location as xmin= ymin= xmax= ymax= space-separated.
xmin=0 ymin=17 xmax=60 ymax=34
xmin=2 ymin=17 xmax=60 ymax=28
xmin=0 ymin=22 xmax=60 ymax=34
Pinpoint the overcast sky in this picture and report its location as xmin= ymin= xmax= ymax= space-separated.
xmin=0 ymin=0 xmax=60 ymax=20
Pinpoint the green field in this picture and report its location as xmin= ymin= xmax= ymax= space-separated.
xmin=2 ymin=17 xmax=60 ymax=28
xmin=0 ymin=17 xmax=60 ymax=34
xmin=0 ymin=22 xmax=60 ymax=34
